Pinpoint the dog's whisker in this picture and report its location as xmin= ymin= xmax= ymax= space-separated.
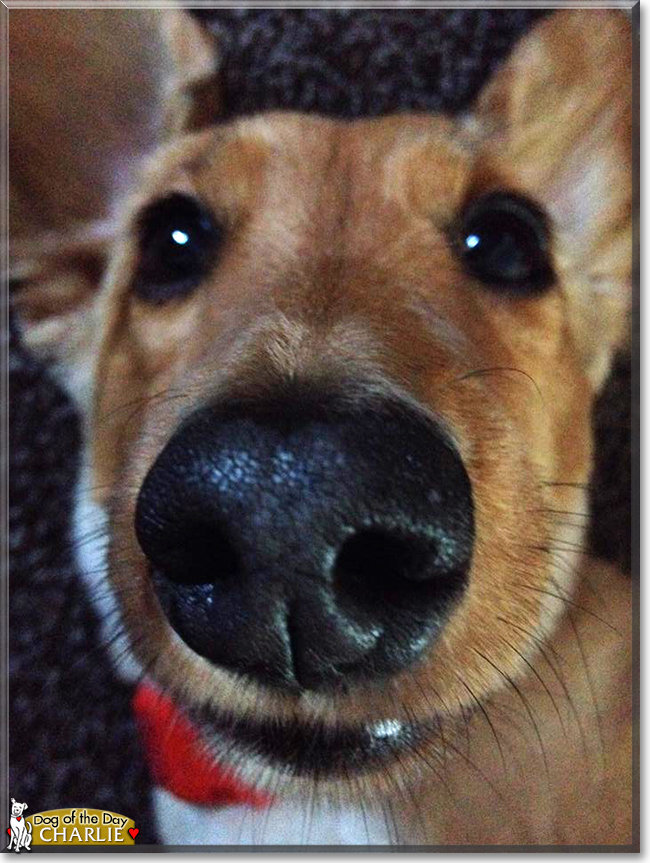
xmin=447 ymin=365 xmax=545 ymax=403
xmin=565 ymin=611 xmax=607 ymax=777
xmin=399 ymin=698 xmax=451 ymax=791
xmin=384 ymin=793 xmax=403 ymax=846
xmin=301 ymin=775 xmax=316 ymax=845
xmin=508 ymin=581 xmax=621 ymax=636
xmin=42 ymin=526 xmax=110 ymax=562
xmin=537 ymin=508 xmax=591 ymax=518
xmin=495 ymin=614 xmax=591 ymax=758
xmin=543 ymin=538 xmax=599 ymax=555
xmin=540 ymin=481 xmax=592 ymax=489
xmin=94 ymin=387 xmax=191 ymax=430
xmin=453 ymin=673 xmax=508 ymax=777
xmin=472 ymin=648 xmax=550 ymax=781
xmin=545 ymin=556 xmax=611 ymax=612
xmin=499 ymin=636 xmax=567 ymax=739
xmin=390 ymin=747 xmax=429 ymax=845
xmin=442 ymin=734 xmax=507 ymax=806
xmin=356 ymin=780 xmax=374 ymax=846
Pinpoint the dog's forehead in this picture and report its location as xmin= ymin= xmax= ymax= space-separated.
xmin=158 ymin=112 xmax=471 ymax=230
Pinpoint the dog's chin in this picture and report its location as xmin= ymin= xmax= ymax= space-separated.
xmin=191 ymin=704 xmax=436 ymax=786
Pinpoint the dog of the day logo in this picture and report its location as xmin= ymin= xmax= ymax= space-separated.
xmin=6 ymin=800 xmax=32 ymax=853
xmin=6 ymin=801 xmax=139 ymax=848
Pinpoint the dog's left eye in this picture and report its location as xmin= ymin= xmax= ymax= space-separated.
xmin=455 ymin=192 xmax=554 ymax=294
xmin=133 ymin=193 xmax=222 ymax=303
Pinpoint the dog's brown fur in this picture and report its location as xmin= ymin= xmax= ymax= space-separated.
xmin=11 ymin=9 xmax=633 ymax=845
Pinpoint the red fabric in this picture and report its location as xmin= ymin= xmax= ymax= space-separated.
xmin=132 ymin=681 xmax=270 ymax=808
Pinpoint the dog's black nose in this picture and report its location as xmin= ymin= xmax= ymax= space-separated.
xmin=135 ymin=396 xmax=474 ymax=692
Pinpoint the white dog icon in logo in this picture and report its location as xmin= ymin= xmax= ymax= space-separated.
xmin=6 ymin=800 xmax=32 ymax=853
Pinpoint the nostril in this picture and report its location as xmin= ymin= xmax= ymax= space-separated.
xmin=336 ymin=528 xmax=435 ymax=588
xmin=138 ymin=515 xmax=240 ymax=586
xmin=333 ymin=525 xmax=468 ymax=617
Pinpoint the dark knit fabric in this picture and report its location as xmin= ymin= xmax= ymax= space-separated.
xmin=9 ymin=9 xmax=630 ymax=848
xmin=193 ymin=9 xmax=549 ymax=119
xmin=590 ymin=352 xmax=633 ymax=575
xmin=8 ymin=314 xmax=158 ymax=844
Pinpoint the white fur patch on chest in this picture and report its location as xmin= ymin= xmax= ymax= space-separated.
xmin=73 ymin=461 xmax=143 ymax=683
xmin=153 ymin=787 xmax=398 ymax=846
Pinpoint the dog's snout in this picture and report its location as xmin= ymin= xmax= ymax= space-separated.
xmin=135 ymin=396 xmax=474 ymax=691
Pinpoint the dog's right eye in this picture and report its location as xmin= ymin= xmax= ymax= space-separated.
xmin=455 ymin=192 xmax=554 ymax=295
xmin=133 ymin=193 xmax=222 ymax=303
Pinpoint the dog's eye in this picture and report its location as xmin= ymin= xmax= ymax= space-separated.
xmin=456 ymin=192 xmax=553 ymax=294
xmin=133 ymin=193 xmax=222 ymax=303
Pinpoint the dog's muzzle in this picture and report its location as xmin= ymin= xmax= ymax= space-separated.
xmin=135 ymin=394 xmax=474 ymax=693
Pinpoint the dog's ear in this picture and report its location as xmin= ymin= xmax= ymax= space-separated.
xmin=11 ymin=226 xmax=111 ymax=412
xmin=10 ymin=12 xmax=220 ymax=389
xmin=467 ymin=10 xmax=632 ymax=387
xmin=160 ymin=10 xmax=222 ymax=136
xmin=9 ymin=10 xmax=220 ymax=238
xmin=10 ymin=9 xmax=172 ymax=240
xmin=9 ymin=10 xmax=178 ymax=409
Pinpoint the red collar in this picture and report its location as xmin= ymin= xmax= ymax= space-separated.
xmin=133 ymin=681 xmax=270 ymax=808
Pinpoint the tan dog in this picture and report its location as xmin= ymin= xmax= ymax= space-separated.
xmin=12 ymin=9 xmax=633 ymax=847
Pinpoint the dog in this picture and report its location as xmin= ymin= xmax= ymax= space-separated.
xmin=12 ymin=8 xmax=633 ymax=847
xmin=7 ymin=800 xmax=32 ymax=853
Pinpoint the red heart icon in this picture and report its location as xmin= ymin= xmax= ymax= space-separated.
xmin=16 ymin=818 xmax=21 ymax=822
xmin=7 ymin=828 xmax=10 ymax=835
xmin=128 ymin=828 xmax=139 ymax=840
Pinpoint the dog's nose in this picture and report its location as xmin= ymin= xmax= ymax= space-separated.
xmin=135 ymin=396 xmax=474 ymax=692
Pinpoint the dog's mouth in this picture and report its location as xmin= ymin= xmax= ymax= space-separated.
xmin=193 ymin=706 xmax=434 ymax=779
